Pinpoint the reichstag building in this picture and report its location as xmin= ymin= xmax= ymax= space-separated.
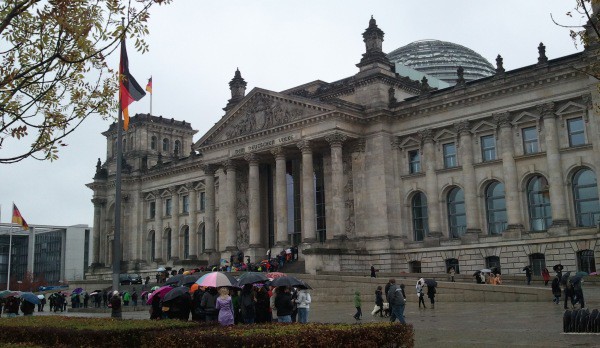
xmin=88 ymin=16 xmax=600 ymax=277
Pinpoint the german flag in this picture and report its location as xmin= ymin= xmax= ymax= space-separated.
xmin=146 ymin=77 xmax=152 ymax=94
xmin=11 ymin=203 xmax=28 ymax=230
xmin=119 ymin=40 xmax=146 ymax=131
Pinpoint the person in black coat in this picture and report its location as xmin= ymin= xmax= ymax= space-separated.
xmin=239 ymin=284 xmax=256 ymax=324
xmin=427 ymin=284 xmax=436 ymax=309
xmin=255 ymin=286 xmax=271 ymax=323
xmin=274 ymin=286 xmax=293 ymax=323
xmin=373 ymin=286 xmax=384 ymax=317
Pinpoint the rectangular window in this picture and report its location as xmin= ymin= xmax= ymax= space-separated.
xmin=567 ymin=118 xmax=585 ymax=147
xmin=522 ymin=127 xmax=539 ymax=154
xmin=408 ymin=150 xmax=421 ymax=174
xmin=481 ymin=135 xmax=496 ymax=161
xmin=199 ymin=192 xmax=206 ymax=212
xmin=443 ymin=143 xmax=457 ymax=168
xmin=182 ymin=195 xmax=189 ymax=214
xmin=149 ymin=201 xmax=156 ymax=219
xmin=165 ymin=198 xmax=172 ymax=216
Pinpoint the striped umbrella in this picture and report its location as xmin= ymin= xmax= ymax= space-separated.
xmin=195 ymin=271 xmax=238 ymax=288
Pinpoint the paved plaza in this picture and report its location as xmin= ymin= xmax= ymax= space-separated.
xmin=28 ymin=285 xmax=600 ymax=348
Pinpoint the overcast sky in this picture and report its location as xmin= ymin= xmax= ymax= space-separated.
xmin=0 ymin=1 xmax=588 ymax=227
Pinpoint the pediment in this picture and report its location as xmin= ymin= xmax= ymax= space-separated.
xmin=144 ymin=192 xmax=156 ymax=201
xmin=398 ymin=136 xmax=420 ymax=149
xmin=556 ymin=101 xmax=585 ymax=116
xmin=511 ymin=111 xmax=539 ymax=125
xmin=177 ymin=186 xmax=189 ymax=195
xmin=434 ymin=129 xmax=456 ymax=142
xmin=471 ymin=120 xmax=497 ymax=134
xmin=194 ymin=181 xmax=205 ymax=191
xmin=197 ymin=89 xmax=335 ymax=147
xmin=160 ymin=189 xmax=172 ymax=198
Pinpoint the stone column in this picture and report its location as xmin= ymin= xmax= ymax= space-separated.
xmin=455 ymin=121 xmax=481 ymax=237
xmin=170 ymin=186 xmax=180 ymax=260
xmin=188 ymin=183 xmax=198 ymax=259
xmin=539 ymin=102 xmax=568 ymax=226
xmin=203 ymin=165 xmax=216 ymax=252
xmin=325 ymin=132 xmax=347 ymax=239
xmin=245 ymin=153 xmax=261 ymax=247
xmin=224 ymin=160 xmax=238 ymax=251
xmin=419 ymin=129 xmax=442 ymax=237
xmin=495 ymin=113 xmax=523 ymax=231
xmin=297 ymin=140 xmax=316 ymax=242
xmin=154 ymin=190 xmax=164 ymax=262
xmin=91 ymin=198 xmax=105 ymax=265
xmin=272 ymin=147 xmax=288 ymax=246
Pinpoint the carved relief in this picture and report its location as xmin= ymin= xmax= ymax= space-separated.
xmin=418 ymin=129 xmax=434 ymax=143
xmin=343 ymin=153 xmax=355 ymax=236
xmin=236 ymin=168 xmax=249 ymax=248
xmin=225 ymin=95 xmax=305 ymax=139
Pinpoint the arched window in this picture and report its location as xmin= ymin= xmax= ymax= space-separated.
xmin=183 ymin=226 xmax=190 ymax=259
xmin=445 ymin=258 xmax=460 ymax=274
xmin=577 ymin=250 xmax=596 ymax=273
xmin=412 ymin=192 xmax=429 ymax=241
xmin=201 ymin=224 xmax=206 ymax=253
xmin=486 ymin=181 xmax=507 ymax=235
xmin=447 ymin=187 xmax=466 ymax=238
xmin=166 ymin=229 xmax=172 ymax=260
xmin=527 ymin=175 xmax=552 ymax=231
xmin=485 ymin=256 xmax=501 ymax=273
xmin=529 ymin=253 xmax=546 ymax=276
xmin=162 ymin=138 xmax=169 ymax=152
xmin=150 ymin=231 xmax=156 ymax=261
xmin=174 ymin=140 xmax=181 ymax=155
xmin=572 ymin=168 xmax=600 ymax=227
xmin=151 ymin=136 xmax=157 ymax=150
xmin=409 ymin=261 xmax=421 ymax=273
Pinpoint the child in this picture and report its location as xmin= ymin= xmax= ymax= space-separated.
xmin=353 ymin=290 xmax=362 ymax=320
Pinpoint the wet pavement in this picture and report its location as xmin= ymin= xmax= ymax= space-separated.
xmin=28 ymin=285 xmax=600 ymax=348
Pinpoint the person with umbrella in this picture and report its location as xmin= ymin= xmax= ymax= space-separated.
xmin=426 ymin=279 xmax=437 ymax=309
xmin=20 ymin=296 xmax=36 ymax=316
xmin=110 ymin=291 xmax=122 ymax=319
xmin=239 ymin=284 xmax=256 ymax=324
xmin=201 ymin=287 xmax=219 ymax=322
xmin=275 ymin=286 xmax=294 ymax=323
xmin=296 ymin=286 xmax=312 ymax=323
xmin=553 ymin=264 xmax=564 ymax=279
xmin=551 ymin=275 xmax=561 ymax=305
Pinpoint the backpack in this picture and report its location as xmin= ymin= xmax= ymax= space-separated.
xmin=390 ymin=288 xmax=403 ymax=306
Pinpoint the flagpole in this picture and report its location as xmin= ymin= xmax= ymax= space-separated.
xmin=112 ymin=18 xmax=125 ymax=293
xmin=149 ymin=77 xmax=152 ymax=115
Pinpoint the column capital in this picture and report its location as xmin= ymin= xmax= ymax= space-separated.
xmin=152 ymin=189 xmax=161 ymax=197
xmin=201 ymin=163 xmax=217 ymax=175
xmin=582 ymin=94 xmax=592 ymax=110
xmin=454 ymin=121 xmax=471 ymax=135
xmin=91 ymin=197 xmax=106 ymax=207
xmin=537 ymin=102 xmax=556 ymax=119
xmin=352 ymin=138 xmax=366 ymax=152
xmin=390 ymin=137 xmax=401 ymax=150
xmin=325 ymin=132 xmax=347 ymax=147
xmin=222 ymin=159 xmax=238 ymax=171
xmin=418 ymin=128 xmax=434 ymax=144
xmin=184 ymin=182 xmax=195 ymax=191
xmin=270 ymin=146 xmax=286 ymax=159
xmin=244 ymin=153 xmax=260 ymax=164
xmin=296 ymin=140 xmax=313 ymax=154
xmin=493 ymin=112 xmax=512 ymax=128
xmin=169 ymin=185 xmax=179 ymax=195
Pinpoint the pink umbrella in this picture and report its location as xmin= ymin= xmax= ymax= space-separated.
xmin=146 ymin=285 xmax=174 ymax=305
xmin=195 ymin=271 xmax=238 ymax=288
xmin=266 ymin=272 xmax=287 ymax=280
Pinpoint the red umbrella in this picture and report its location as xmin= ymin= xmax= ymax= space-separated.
xmin=266 ymin=272 xmax=287 ymax=280
xmin=146 ymin=285 xmax=173 ymax=305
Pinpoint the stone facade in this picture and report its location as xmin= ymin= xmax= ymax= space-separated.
xmin=88 ymin=17 xmax=600 ymax=277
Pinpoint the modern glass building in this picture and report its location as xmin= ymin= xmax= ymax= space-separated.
xmin=0 ymin=224 xmax=92 ymax=289
xmin=387 ymin=39 xmax=496 ymax=85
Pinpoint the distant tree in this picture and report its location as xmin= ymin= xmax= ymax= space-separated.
xmin=0 ymin=0 xmax=172 ymax=164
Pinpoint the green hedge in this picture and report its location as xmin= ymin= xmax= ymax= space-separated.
xmin=0 ymin=317 xmax=413 ymax=347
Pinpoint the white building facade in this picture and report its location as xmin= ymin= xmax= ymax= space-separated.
xmin=88 ymin=16 xmax=600 ymax=277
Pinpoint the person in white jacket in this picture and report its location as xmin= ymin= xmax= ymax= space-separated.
xmin=295 ymin=288 xmax=312 ymax=323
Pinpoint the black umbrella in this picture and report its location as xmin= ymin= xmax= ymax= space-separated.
xmin=473 ymin=270 xmax=481 ymax=277
xmin=180 ymin=275 xmax=200 ymax=287
xmin=561 ymin=271 xmax=572 ymax=285
xmin=553 ymin=264 xmax=564 ymax=272
xmin=165 ymin=274 xmax=184 ymax=286
xmin=270 ymin=276 xmax=305 ymax=288
xmin=297 ymin=280 xmax=312 ymax=290
xmin=162 ymin=286 xmax=189 ymax=303
xmin=424 ymin=279 xmax=437 ymax=287
xmin=238 ymin=272 xmax=269 ymax=287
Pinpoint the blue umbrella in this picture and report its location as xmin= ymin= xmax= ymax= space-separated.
xmin=20 ymin=292 xmax=40 ymax=305
xmin=72 ymin=287 xmax=84 ymax=294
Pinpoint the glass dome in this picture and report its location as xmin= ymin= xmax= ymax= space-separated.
xmin=387 ymin=40 xmax=495 ymax=85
